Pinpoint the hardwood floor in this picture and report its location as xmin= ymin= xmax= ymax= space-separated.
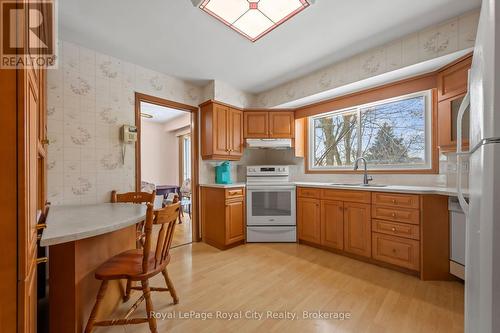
xmin=171 ymin=215 xmax=192 ymax=248
xmin=96 ymin=243 xmax=464 ymax=333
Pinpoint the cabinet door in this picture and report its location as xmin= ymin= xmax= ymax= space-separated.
xmin=437 ymin=56 xmax=472 ymax=101
xmin=213 ymin=104 xmax=230 ymax=155
xmin=297 ymin=198 xmax=321 ymax=244
xmin=321 ymin=200 xmax=344 ymax=250
xmin=269 ymin=111 xmax=294 ymax=138
xmin=229 ymin=108 xmax=244 ymax=157
xmin=437 ymin=94 xmax=470 ymax=152
xmin=244 ymin=111 xmax=269 ymax=138
xmin=225 ymin=199 xmax=245 ymax=244
xmin=343 ymin=202 xmax=371 ymax=258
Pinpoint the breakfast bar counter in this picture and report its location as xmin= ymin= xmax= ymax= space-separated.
xmin=40 ymin=203 xmax=148 ymax=247
xmin=42 ymin=203 xmax=149 ymax=333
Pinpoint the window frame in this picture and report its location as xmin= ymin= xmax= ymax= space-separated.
xmin=307 ymin=90 xmax=434 ymax=173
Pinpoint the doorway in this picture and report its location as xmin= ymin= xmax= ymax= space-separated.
xmin=135 ymin=93 xmax=199 ymax=246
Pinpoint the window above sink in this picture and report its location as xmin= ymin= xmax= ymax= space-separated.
xmin=308 ymin=90 xmax=434 ymax=173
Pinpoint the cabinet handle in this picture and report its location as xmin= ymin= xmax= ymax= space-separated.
xmin=36 ymin=257 xmax=48 ymax=264
xmin=391 ymin=213 xmax=396 ymax=217
xmin=392 ymin=199 xmax=397 ymax=204
xmin=41 ymin=138 xmax=50 ymax=145
xmin=391 ymin=227 xmax=396 ymax=232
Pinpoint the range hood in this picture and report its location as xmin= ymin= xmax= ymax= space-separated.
xmin=246 ymin=139 xmax=292 ymax=149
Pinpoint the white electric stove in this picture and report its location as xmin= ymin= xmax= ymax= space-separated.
xmin=246 ymin=166 xmax=296 ymax=242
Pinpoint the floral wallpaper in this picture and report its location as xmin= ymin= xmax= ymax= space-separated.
xmin=254 ymin=10 xmax=480 ymax=108
xmin=48 ymin=10 xmax=480 ymax=204
xmin=46 ymin=41 xmax=203 ymax=205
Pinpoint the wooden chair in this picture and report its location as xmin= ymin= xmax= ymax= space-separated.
xmin=111 ymin=190 xmax=156 ymax=249
xmin=85 ymin=202 xmax=180 ymax=333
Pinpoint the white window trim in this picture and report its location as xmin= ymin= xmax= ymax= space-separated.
xmin=308 ymin=90 xmax=433 ymax=171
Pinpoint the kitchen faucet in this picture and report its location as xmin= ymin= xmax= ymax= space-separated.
xmin=354 ymin=157 xmax=373 ymax=185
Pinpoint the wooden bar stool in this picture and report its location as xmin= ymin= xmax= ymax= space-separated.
xmin=84 ymin=202 xmax=180 ymax=333
xmin=111 ymin=190 xmax=156 ymax=249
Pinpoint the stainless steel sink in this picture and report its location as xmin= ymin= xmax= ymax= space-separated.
xmin=330 ymin=183 xmax=388 ymax=187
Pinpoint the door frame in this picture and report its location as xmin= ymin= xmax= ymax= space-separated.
xmin=134 ymin=92 xmax=201 ymax=241
xmin=178 ymin=133 xmax=191 ymax=186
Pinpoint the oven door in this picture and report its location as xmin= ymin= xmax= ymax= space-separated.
xmin=246 ymin=186 xmax=296 ymax=226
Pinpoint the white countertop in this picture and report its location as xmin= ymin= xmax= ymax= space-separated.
xmin=201 ymin=181 xmax=464 ymax=196
xmin=294 ymin=182 xmax=465 ymax=196
xmin=40 ymin=203 xmax=147 ymax=247
xmin=199 ymin=183 xmax=246 ymax=188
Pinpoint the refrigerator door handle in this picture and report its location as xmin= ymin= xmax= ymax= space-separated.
xmin=456 ymin=87 xmax=470 ymax=216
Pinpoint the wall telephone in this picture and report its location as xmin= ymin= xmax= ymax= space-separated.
xmin=120 ymin=125 xmax=137 ymax=143
xmin=120 ymin=125 xmax=137 ymax=164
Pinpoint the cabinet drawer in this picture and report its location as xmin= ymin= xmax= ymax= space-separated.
xmin=225 ymin=188 xmax=244 ymax=198
xmin=321 ymin=189 xmax=371 ymax=204
xmin=372 ymin=192 xmax=419 ymax=209
xmin=372 ymin=219 xmax=420 ymax=240
xmin=372 ymin=206 xmax=420 ymax=225
xmin=297 ymin=187 xmax=320 ymax=199
xmin=372 ymin=233 xmax=420 ymax=270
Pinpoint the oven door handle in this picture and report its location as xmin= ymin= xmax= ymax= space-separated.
xmin=246 ymin=186 xmax=296 ymax=191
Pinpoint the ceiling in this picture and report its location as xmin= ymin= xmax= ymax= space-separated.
xmin=60 ymin=0 xmax=480 ymax=94
xmin=140 ymin=102 xmax=187 ymax=123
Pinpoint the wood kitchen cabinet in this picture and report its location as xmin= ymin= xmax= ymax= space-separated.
xmin=244 ymin=111 xmax=268 ymax=138
xmin=201 ymin=186 xmax=245 ymax=250
xmin=298 ymin=189 xmax=370 ymax=256
xmin=244 ymin=111 xmax=295 ymax=139
xmin=343 ymin=202 xmax=372 ymax=258
xmin=296 ymin=187 xmax=450 ymax=280
xmin=269 ymin=111 xmax=295 ymax=138
xmin=297 ymin=197 xmax=321 ymax=244
xmin=200 ymin=101 xmax=243 ymax=160
xmin=320 ymin=200 xmax=344 ymax=250
xmin=437 ymin=55 xmax=472 ymax=152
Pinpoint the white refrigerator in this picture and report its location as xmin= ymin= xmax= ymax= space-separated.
xmin=457 ymin=1 xmax=500 ymax=332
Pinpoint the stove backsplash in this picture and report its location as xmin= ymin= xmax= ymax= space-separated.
xmin=199 ymin=149 xmax=468 ymax=189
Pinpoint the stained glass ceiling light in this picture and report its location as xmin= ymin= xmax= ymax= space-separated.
xmin=198 ymin=0 xmax=310 ymax=42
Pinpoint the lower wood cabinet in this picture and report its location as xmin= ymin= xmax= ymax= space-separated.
xmin=201 ymin=186 xmax=245 ymax=250
xmin=372 ymin=232 xmax=420 ymax=270
xmin=297 ymin=197 xmax=321 ymax=244
xmin=297 ymin=187 xmax=450 ymax=280
xmin=343 ymin=202 xmax=371 ymax=258
xmin=225 ymin=199 xmax=245 ymax=244
xmin=298 ymin=193 xmax=371 ymax=257
xmin=320 ymin=200 xmax=344 ymax=250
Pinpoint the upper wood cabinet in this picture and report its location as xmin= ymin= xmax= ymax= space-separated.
xmin=229 ymin=108 xmax=244 ymax=158
xmin=244 ymin=111 xmax=295 ymax=139
xmin=437 ymin=56 xmax=472 ymax=101
xmin=269 ymin=112 xmax=295 ymax=138
xmin=438 ymin=93 xmax=470 ymax=152
xmin=243 ymin=111 xmax=268 ymax=138
xmin=200 ymin=101 xmax=243 ymax=160
xmin=437 ymin=55 xmax=472 ymax=152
